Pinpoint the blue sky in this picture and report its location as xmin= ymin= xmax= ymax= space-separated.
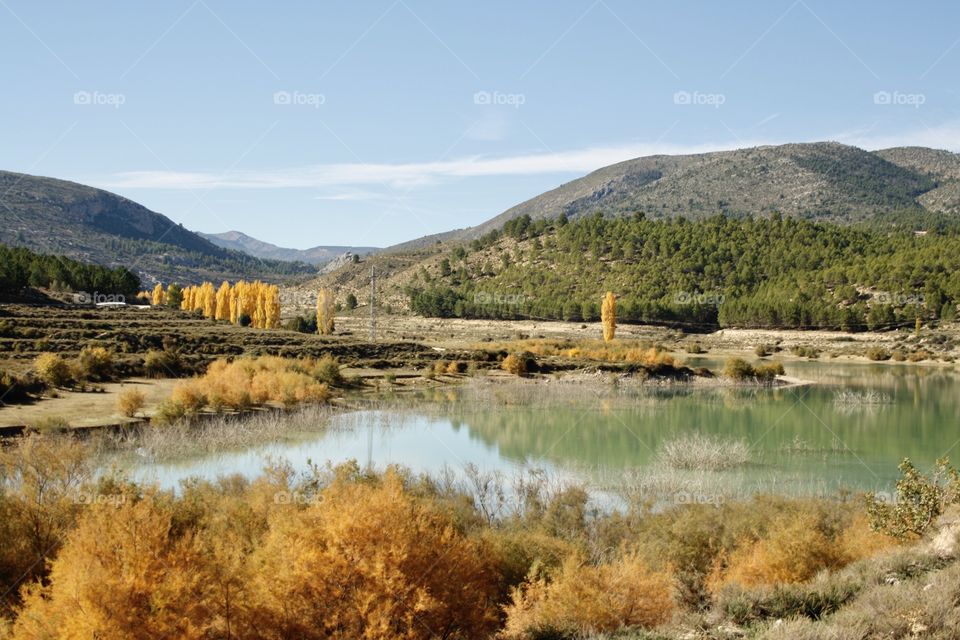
xmin=2 ymin=1 xmax=959 ymax=248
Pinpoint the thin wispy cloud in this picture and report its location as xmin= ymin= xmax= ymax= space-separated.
xmin=313 ymin=190 xmax=385 ymax=201
xmin=838 ymin=121 xmax=960 ymax=152
xmin=99 ymin=122 xmax=960 ymax=193
xmin=102 ymin=140 xmax=761 ymax=191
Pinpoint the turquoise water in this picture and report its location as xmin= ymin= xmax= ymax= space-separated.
xmin=127 ymin=361 xmax=960 ymax=500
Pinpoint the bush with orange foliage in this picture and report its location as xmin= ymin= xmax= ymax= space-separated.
xmin=501 ymin=553 xmax=675 ymax=638
xmin=159 ymin=356 xmax=332 ymax=416
xmin=11 ymin=488 xmax=219 ymax=640
xmin=707 ymin=511 xmax=897 ymax=592
xmin=171 ymin=380 xmax=207 ymax=414
xmin=253 ymin=471 xmax=501 ymax=639
xmin=501 ymin=353 xmax=528 ymax=376
xmin=0 ymin=436 xmax=90 ymax=616
xmin=116 ymin=387 xmax=147 ymax=417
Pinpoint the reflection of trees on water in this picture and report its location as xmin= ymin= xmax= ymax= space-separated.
xmin=434 ymin=377 xmax=960 ymax=484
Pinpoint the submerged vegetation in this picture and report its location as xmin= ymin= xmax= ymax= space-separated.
xmin=657 ymin=434 xmax=751 ymax=471
xmin=2 ymin=433 xmax=957 ymax=639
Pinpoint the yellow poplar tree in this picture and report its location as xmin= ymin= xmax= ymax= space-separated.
xmin=253 ymin=284 xmax=267 ymax=329
xmin=202 ymin=282 xmax=217 ymax=318
xmin=265 ymin=285 xmax=281 ymax=329
xmin=193 ymin=285 xmax=205 ymax=313
xmin=240 ymin=281 xmax=257 ymax=322
xmin=601 ymin=291 xmax=617 ymax=342
xmin=151 ymin=283 xmax=164 ymax=306
xmin=215 ymin=282 xmax=231 ymax=321
xmin=317 ymin=288 xmax=335 ymax=335
xmin=229 ymin=285 xmax=240 ymax=325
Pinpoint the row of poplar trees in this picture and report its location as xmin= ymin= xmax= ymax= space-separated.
xmin=149 ymin=281 xmax=282 ymax=329
xmin=147 ymin=281 xmax=341 ymax=336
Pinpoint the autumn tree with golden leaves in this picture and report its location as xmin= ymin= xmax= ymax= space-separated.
xmin=214 ymin=282 xmax=231 ymax=321
xmin=601 ymin=291 xmax=616 ymax=342
xmin=316 ymin=288 xmax=335 ymax=335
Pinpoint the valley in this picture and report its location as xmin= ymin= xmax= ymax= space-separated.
xmin=3 ymin=142 xmax=960 ymax=640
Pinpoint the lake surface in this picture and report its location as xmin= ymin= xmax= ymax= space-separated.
xmin=125 ymin=360 xmax=960 ymax=502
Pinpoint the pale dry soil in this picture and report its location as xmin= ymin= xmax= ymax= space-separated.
xmin=0 ymin=378 xmax=177 ymax=429
xmin=334 ymin=314 xmax=960 ymax=365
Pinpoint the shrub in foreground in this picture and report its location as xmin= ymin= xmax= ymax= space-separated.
xmin=501 ymin=553 xmax=675 ymax=638
xmin=254 ymin=472 xmax=500 ymax=639
xmin=866 ymin=457 xmax=960 ymax=539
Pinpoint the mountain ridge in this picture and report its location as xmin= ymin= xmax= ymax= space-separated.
xmin=199 ymin=230 xmax=378 ymax=266
xmin=385 ymin=141 xmax=959 ymax=251
xmin=0 ymin=170 xmax=314 ymax=286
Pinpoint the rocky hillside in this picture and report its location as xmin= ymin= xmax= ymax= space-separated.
xmin=391 ymin=142 xmax=956 ymax=249
xmin=0 ymin=171 xmax=315 ymax=286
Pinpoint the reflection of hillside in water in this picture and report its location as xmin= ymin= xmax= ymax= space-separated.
xmin=439 ymin=371 xmax=960 ymax=475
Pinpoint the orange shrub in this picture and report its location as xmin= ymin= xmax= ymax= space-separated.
xmin=116 ymin=388 xmax=147 ymax=418
xmin=198 ymin=360 xmax=254 ymax=411
xmin=837 ymin=514 xmax=898 ymax=563
xmin=171 ymin=380 xmax=207 ymax=414
xmin=502 ymin=353 xmax=527 ymax=376
xmin=501 ymin=553 xmax=675 ymax=638
xmin=708 ymin=513 xmax=844 ymax=590
xmin=10 ymin=490 xmax=224 ymax=640
xmin=33 ymin=353 xmax=72 ymax=388
xmin=250 ymin=370 xmax=328 ymax=407
xmin=253 ymin=472 xmax=500 ymax=639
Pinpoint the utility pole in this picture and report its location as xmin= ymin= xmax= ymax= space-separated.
xmin=370 ymin=266 xmax=376 ymax=341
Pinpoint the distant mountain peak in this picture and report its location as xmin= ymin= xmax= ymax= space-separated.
xmin=199 ymin=231 xmax=378 ymax=266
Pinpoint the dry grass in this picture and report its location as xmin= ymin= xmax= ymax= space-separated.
xmin=833 ymin=390 xmax=893 ymax=406
xmin=107 ymin=404 xmax=337 ymax=460
xmin=481 ymin=338 xmax=677 ymax=367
